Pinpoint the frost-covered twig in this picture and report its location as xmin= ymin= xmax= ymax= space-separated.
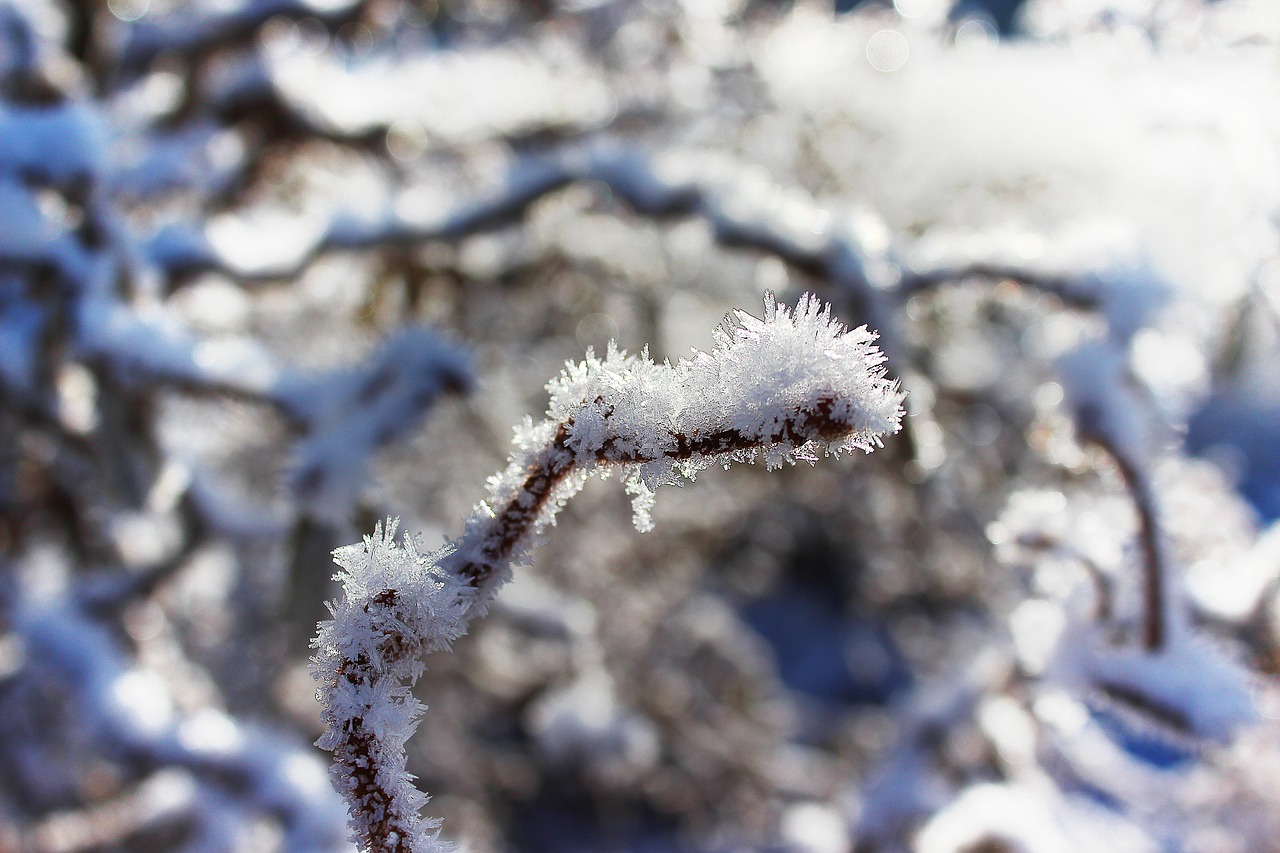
xmin=312 ymin=293 xmax=903 ymax=852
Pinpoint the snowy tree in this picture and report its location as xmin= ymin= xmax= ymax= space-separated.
xmin=0 ymin=0 xmax=1278 ymax=851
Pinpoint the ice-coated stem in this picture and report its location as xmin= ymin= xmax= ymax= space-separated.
xmin=312 ymin=293 xmax=904 ymax=852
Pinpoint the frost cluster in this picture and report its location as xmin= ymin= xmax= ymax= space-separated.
xmin=491 ymin=292 xmax=903 ymax=537
xmin=312 ymin=521 xmax=468 ymax=853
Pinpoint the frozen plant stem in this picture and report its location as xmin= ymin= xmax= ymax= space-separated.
xmin=450 ymin=392 xmax=855 ymax=589
xmin=312 ymin=294 xmax=904 ymax=853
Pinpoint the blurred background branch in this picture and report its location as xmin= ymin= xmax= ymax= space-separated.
xmin=0 ymin=0 xmax=1278 ymax=850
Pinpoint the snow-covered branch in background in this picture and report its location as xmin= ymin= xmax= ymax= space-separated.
xmin=141 ymin=142 xmax=1009 ymax=300
xmin=274 ymin=328 xmax=472 ymax=524
xmin=115 ymin=0 xmax=366 ymax=77
xmin=3 ymin=0 xmax=1277 ymax=849
xmin=3 ymin=574 xmax=351 ymax=852
xmin=312 ymin=293 xmax=904 ymax=852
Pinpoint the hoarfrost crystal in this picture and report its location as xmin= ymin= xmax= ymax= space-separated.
xmin=312 ymin=294 xmax=903 ymax=852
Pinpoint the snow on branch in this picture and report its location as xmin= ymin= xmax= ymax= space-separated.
xmin=1058 ymin=339 xmax=1168 ymax=651
xmin=141 ymin=141 xmax=1159 ymax=397
xmin=114 ymin=0 xmax=365 ymax=77
xmin=142 ymin=143 xmax=995 ymax=298
xmin=312 ymin=293 xmax=904 ymax=852
xmin=277 ymin=327 xmax=473 ymax=524
xmin=9 ymin=592 xmax=350 ymax=852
